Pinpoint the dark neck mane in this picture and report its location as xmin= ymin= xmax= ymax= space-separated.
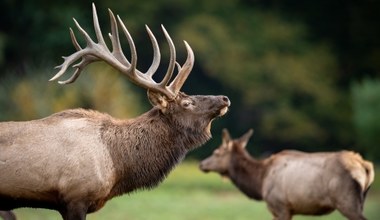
xmin=100 ymin=108 xmax=210 ymax=198
xmin=228 ymin=148 xmax=266 ymax=200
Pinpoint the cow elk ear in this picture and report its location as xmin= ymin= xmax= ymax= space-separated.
xmin=238 ymin=129 xmax=254 ymax=148
xmin=148 ymin=90 xmax=169 ymax=111
xmin=222 ymin=129 xmax=234 ymax=151
xmin=222 ymin=129 xmax=231 ymax=146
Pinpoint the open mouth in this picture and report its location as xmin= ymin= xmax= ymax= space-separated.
xmin=216 ymin=96 xmax=230 ymax=117
xmin=219 ymin=106 xmax=229 ymax=116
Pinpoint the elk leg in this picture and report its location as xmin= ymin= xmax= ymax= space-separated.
xmin=267 ymin=203 xmax=292 ymax=220
xmin=336 ymin=195 xmax=367 ymax=220
xmin=335 ymin=181 xmax=367 ymax=220
xmin=337 ymin=206 xmax=367 ymax=220
xmin=273 ymin=212 xmax=292 ymax=220
xmin=59 ymin=202 xmax=87 ymax=220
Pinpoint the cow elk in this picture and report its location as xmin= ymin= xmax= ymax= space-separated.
xmin=0 ymin=4 xmax=230 ymax=220
xmin=200 ymin=129 xmax=375 ymax=220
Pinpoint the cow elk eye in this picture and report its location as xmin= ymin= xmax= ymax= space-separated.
xmin=214 ymin=149 xmax=222 ymax=156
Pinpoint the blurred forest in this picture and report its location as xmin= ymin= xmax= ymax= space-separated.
xmin=0 ymin=0 xmax=379 ymax=161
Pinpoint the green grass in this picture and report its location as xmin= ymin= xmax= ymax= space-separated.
xmin=13 ymin=162 xmax=380 ymax=220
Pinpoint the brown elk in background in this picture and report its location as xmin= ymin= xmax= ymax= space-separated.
xmin=200 ymin=129 xmax=374 ymax=220
xmin=0 ymin=4 xmax=230 ymax=220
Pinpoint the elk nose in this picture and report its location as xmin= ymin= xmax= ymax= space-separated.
xmin=221 ymin=96 xmax=230 ymax=106
xmin=199 ymin=162 xmax=209 ymax=172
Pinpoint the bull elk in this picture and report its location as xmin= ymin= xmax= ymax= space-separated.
xmin=200 ymin=129 xmax=375 ymax=220
xmin=0 ymin=4 xmax=230 ymax=220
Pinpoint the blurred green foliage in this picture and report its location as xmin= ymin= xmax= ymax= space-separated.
xmin=352 ymin=79 xmax=380 ymax=160
xmin=0 ymin=64 xmax=143 ymax=120
xmin=178 ymin=10 xmax=347 ymax=150
xmin=0 ymin=0 xmax=379 ymax=160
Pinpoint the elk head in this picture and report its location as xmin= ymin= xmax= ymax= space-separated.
xmin=49 ymin=3 xmax=230 ymax=137
xmin=200 ymin=129 xmax=254 ymax=175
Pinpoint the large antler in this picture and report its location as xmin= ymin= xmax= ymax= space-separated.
xmin=50 ymin=3 xmax=194 ymax=99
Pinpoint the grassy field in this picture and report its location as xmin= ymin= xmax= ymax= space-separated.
xmin=14 ymin=162 xmax=380 ymax=220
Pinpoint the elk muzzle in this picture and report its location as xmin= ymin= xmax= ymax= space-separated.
xmin=208 ymin=95 xmax=230 ymax=118
xmin=199 ymin=161 xmax=211 ymax=173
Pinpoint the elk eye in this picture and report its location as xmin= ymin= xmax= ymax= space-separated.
xmin=214 ymin=149 xmax=220 ymax=155
xmin=182 ymin=100 xmax=193 ymax=108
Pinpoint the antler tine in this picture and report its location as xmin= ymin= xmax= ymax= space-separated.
xmin=116 ymin=15 xmax=138 ymax=76
xmin=144 ymin=25 xmax=161 ymax=79
xmin=108 ymin=9 xmax=130 ymax=67
xmin=158 ymin=25 xmax=176 ymax=87
xmin=116 ymin=17 xmax=175 ymax=98
xmin=92 ymin=3 xmax=107 ymax=48
xmin=56 ymin=29 xmax=98 ymax=84
xmin=57 ymin=67 xmax=81 ymax=84
xmin=169 ymin=41 xmax=194 ymax=94
xmin=49 ymin=26 xmax=84 ymax=82
xmin=70 ymin=28 xmax=82 ymax=51
xmin=50 ymin=8 xmax=103 ymax=83
xmin=73 ymin=18 xmax=95 ymax=48
xmin=51 ymin=4 xmax=191 ymax=99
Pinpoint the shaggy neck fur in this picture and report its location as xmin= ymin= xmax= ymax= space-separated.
xmin=228 ymin=148 xmax=267 ymax=201
xmin=100 ymin=107 xmax=211 ymax=198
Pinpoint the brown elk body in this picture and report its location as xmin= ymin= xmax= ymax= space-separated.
xmin=0 ymin=4 xmax=230 ymax=220
xmin=200 ymin=129 xmax=375 ymax=220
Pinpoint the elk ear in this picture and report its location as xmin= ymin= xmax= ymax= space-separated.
xmin=222 ymin=128 xmax=233 ymax=150
xmin=147 ymin=90 xmax=169 ymax=110
xmin=222 ymin=129 xmax=231 ymax=145
xmin=238 ymin=129 xmax=254 ymax=148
